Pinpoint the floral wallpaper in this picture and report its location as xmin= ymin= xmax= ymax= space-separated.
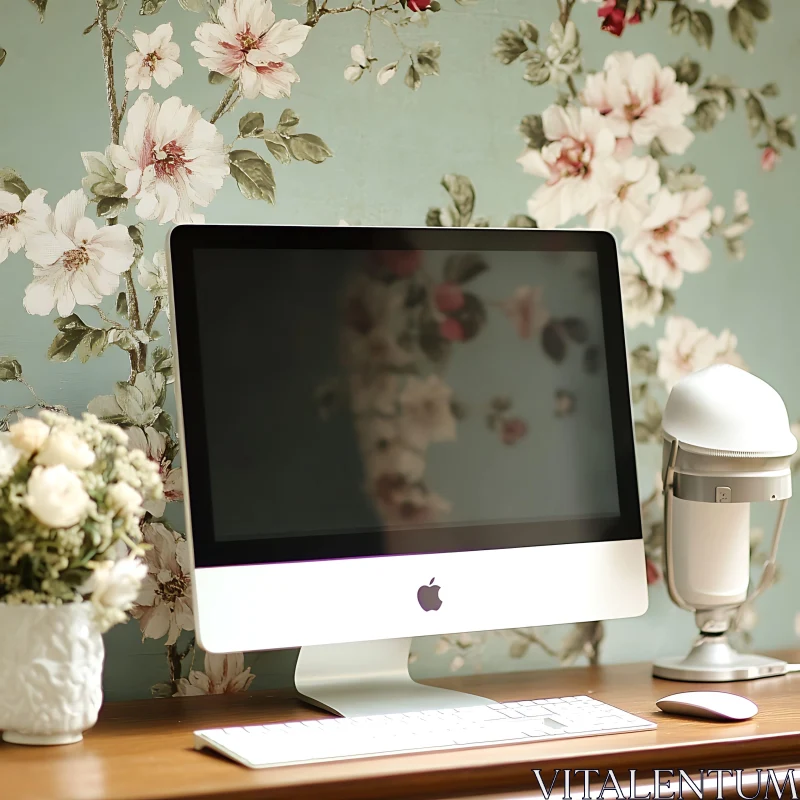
xmin=1 ymin=0 xmax=798 ymax=700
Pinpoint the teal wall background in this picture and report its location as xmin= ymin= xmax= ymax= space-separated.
xmin=1 ymin=0 xmax=798 ymax=700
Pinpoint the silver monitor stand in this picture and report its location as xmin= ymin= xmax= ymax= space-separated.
xmin=294 ymin=637 xmax=493 ymax=717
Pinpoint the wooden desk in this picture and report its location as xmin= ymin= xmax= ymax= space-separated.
xmin=2 ymin=659 xmax=800 ymax=800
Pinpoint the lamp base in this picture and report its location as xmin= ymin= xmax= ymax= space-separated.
xmin=653 ymin=635 xmax=787 ymax=682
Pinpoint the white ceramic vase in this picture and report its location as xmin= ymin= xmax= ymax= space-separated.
xmin=0 ymin=603 xmax=104 ymax=745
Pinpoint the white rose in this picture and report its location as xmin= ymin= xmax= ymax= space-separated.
xmin=25 ymin=464 xmax=93 ymax=528
xmin=82 ymin=558 xmax=147 ymax=611
xmin=0 ymin=432 xmax=22 ymax=485
xmin=36 ymin=429 xmax=96 ymax=470
xmin=8 ymin=417 xmax=50 ymax=456
xmin=107 ymin=482 xmax=144 ymax=516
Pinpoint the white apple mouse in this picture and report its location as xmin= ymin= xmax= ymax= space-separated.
xmin=656 ymin=691 xmax=758 ymax=721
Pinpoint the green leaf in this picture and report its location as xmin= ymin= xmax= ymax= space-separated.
xmin=542 ymin=322 xmax=566 ymax=363
xmin=287 ymin=133 xmax=333 ymax=164
xmin=776 ymin=127 xmax=796 ymax=148
xmin=113 ymin=371 xmax=166 ymax=427
xmin=728 ymin=5 xmax=756 ymax=52
xmin=418 ymin=41 xmax=441 ymax=60
xmin=419 ymin=319 xmax=452 ymax=364
xmin=689 ymin=10 xmax=713 ymax=48
xmin=451 ymin=293 xmax=487 ymax=341
xmin=0 ymin=168 xmax=30 ymax=202
xmin=128 ymin=224 xmax=144 ymax=259
xmin=629 ymin=344 xmax=658 ymax=375
xmin=140 ymin=0 xmax=167 ymax=14
xmin=238 ymin=111 xmax=265 ymax=138
xmin=0 ymin=49 xmax=6 ymax=68
xmin=100 ymin=0 xmax=120 ymax=8
xmin=519 ymin=114 xmax=546 ymax=149
xmin=563 ymin=317 xmax=588 ymax=344
xmin=739 ymin=0 xmax=770 ymax=21
xmin=631 ymin=382 xmax=648 ymax=404
xmin=522 ymin=52 xmax=550 ymax=86
xmin=177 ymin=0 xmax=206 ymax=9
xmin=440 ymin=174 xmax=475 ymax=221
xmin=429 ymin=0 xmax=440 ymax=10
xmin=493 ymin=29 xmax=528 ymax=64
xmin=425 ymin=208 xmax=443 ymax=227
xmin=443 ymin=253 xmax=488 ymax=284
xmin=506 ymin=214 xmax=537 ymax=228
xmin=404 ymin=63 xmax=421 ymax=91
xmin=670 ymin=3 xmax=691 ymax=34
xmin=0 ymin=357 xmax=22 ymax=382
xmin=77 ymin=329 xmax=108 ymax=364
xmin=229 ymin=150 xmax=276 ymax=203
xmin=416 ymin=53 xmax=439 ymax=77
xmin=661 ymin=289 xmax=676 ymax=315
xmin=48 ymin=329 xmax=89 ymax=362
xmin=54 ymin=313 xmax=90 ymax=333
xmin=208 ymin=71 xmax=230 ymax=85
xmin=672 ymin=56 xmax=701 ymax=86
xmin=116 ymin=292 xmax=128 ymax=319
xmin=28 ymin=0 xmax=47 ymax=21
xmin=93 ymin=181 xmax=128 ymax=198
xmin=760 ymin=82 xmax=779 ymax=97
xmin=262 ymin=131 xmax=292 ymax=164
xmin=151 ymin=345 xmax=174 ymax=378
xmin=519 ymin=20 xmax=538 ymax=43
xmin=745 ymin=93 xmax=766 ymax=137
xmin=277 ymin=109 xmax=300 ymax=133
xmin=693 ymin=99 xmax=724 ymax=132
xmin=97 ymin=196 xmax=128 ymax=218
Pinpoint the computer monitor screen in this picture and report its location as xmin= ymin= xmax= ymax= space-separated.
xmin=170 ymin=227 xmax=640 ymax=571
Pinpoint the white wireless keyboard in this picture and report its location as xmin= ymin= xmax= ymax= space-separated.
xmin=194 ymin=695 xmax=655 ymax=769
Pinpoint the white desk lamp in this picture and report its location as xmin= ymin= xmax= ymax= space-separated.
xmin=653 ymin=364 xmax=797 ymax=682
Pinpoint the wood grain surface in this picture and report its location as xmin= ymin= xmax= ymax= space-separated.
xmin=2 ymin=656 xmax=800 ymax=800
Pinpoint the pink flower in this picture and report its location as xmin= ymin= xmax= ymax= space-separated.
xmin=192 ymin=0 xmax=310 ymax=100
xmin=761 ymin=146 xmax=778 ymax=172
xmin=503 ymin=285 xmax=549 ymax=340
xmin=501 ymin=417 xmax=528 ymax=446
xmin=130 ymin=523 xmax=194 ymax=646
xmin=174 ymin=652 xmax=255 ymax=696
xmin=598 ymin=0 xmax=641 ymax=36
xmin=434 ymin=282 xmax=465 ymax=313
xmin=109 ymin=94 xmax=228 ymax=225
xmin=645 ymin=558 xmax=661 ymax=585
xmin=440 ymin=317 xmax=465 ymax=341
xmin=376 ymin=249 xmax=423 ymax=278
xmin=408 ymin=0 xmax=432 ymax=9
xmin=126 ymin=426 xmax=183 ymax=517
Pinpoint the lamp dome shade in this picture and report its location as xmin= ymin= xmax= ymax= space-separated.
xmin=662 ymin=364 xmax=798 ymax=457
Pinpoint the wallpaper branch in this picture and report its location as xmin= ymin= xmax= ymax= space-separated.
xmin=0 ymin=0 xmax=797 ymax=697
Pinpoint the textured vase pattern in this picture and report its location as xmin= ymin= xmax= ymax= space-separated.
xmin=0 ymin=603 xmax=104 ymax=741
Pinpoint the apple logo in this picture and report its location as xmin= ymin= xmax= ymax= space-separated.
xmin=417 ymin=578 xmax=442 ymax=612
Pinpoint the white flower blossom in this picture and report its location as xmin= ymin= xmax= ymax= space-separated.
xmin=107 ymin=482 xmax=145 ymax=516
xmin=0 ymin=189 xmax=50 ymax=265
xmin=7 ymin=417 xmax=49 ymax=457
xmin=24 ymin=464 xmax=93 ymax=529
xmin=82 ymin=558 xmax=148 ymax=632
xmin=588 ymin=156 xmax=660 ymax=235
xmin=518 ymin=105 xmax=617 ymax=228
xmin=619 ymin=255 xmax=663 ymax=328
xmin=174 ymin=652 xmax=255 ymax=696
xmin=125 ymin=23 xmax=183 ymax=91
xmin=109 ymin=94 xmax=228 ymax=225
xmin=23 ymin=190 xmax=134 ymax=317
xmin=398 ymin=375 xmax=457 ymax=450
xmin=193 ymin=0 xmax=310 ymax=100
xmin=35 ymin=428 xmax=96 ymax=471
xmin=656 ymin=316 xmax=745 ymax=391
xmin=126 ymin=426 xmax=183 ymax=517
xmin=581 ymin=51 xmax=696 ymax=155
xmin=0 ymin=433 xmax=22 ymax=486
xmin=130 ymin=522 xmax=194 ymax=646
xmin=622 ymin=187 xmax=712 ymax=290
xmin=377 ymin=62 xmax=398 ymax=85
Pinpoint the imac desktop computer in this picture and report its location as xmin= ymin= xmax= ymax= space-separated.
xmin=166 ymin=225 xmax=650 ymax=764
